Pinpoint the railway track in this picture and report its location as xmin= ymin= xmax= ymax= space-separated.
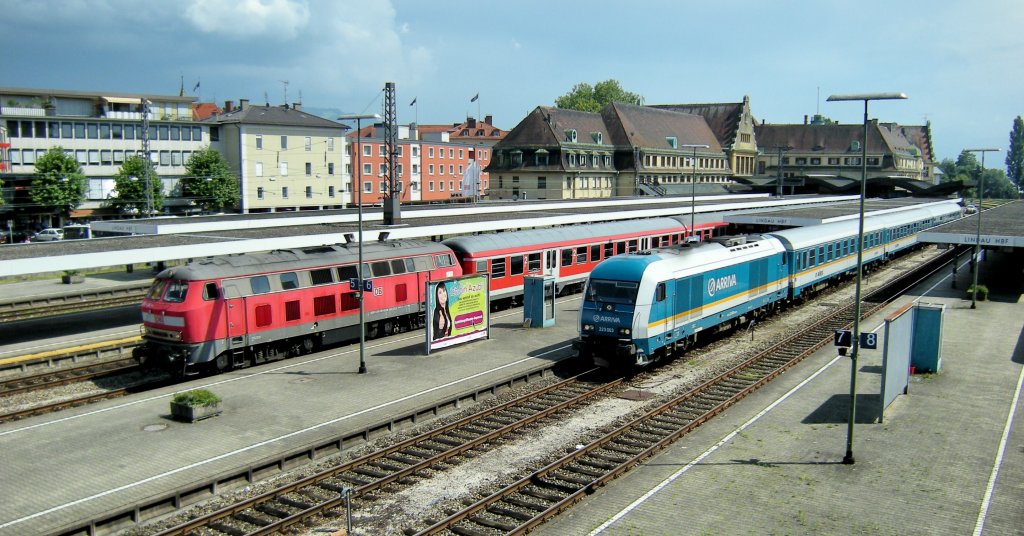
xmin=152 ymin=372 xmax=624 ymax=536
xmin=0 ymin=357 xmax=140 ymax=397
xmin=412 ymin=248 xmax=958 ymax=535
xmin=0 ymin=282 xmax=149 ymax=323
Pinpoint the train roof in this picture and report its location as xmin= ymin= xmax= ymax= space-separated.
xmin=160 ymin=240 xmax=449 ymax=280
xmin=443 ymin=218 xmax=685 ymax=256
xmin=768 ymin=203 xmax=961 ymax=250
xmin=590 ymin=235 xmax=785 ymax=282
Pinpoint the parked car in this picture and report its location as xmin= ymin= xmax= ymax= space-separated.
xmin=30 ymin=228 xmax=65 ymax=242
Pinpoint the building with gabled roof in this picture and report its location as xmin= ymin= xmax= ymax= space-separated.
xmin=486 ymin=102 xmax=730 ymax=200
xmin=649 ymin=95 xmax=759 ymax=178
xmin=205 ymin=99 xmax=348 ymax=213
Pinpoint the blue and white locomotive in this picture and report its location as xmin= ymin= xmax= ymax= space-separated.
xmin=577 ymin=201 xmax=961 ymax=368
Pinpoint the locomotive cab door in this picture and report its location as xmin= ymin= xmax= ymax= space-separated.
xmin=226 ymin=297 xmax=247 ymax=345
xmin=544 ymin=249 xmax=557 ymax=276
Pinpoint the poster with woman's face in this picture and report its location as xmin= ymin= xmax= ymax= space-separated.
xmin=427 ymin=275 xmax=489 ymax=352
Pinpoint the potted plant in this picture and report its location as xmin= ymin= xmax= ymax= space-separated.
xmin=967 ymin=284 xmax=989 ymax=301
xmin=61 ymin=270 xmax=84 ymax=284
xmin=170 ymin=389 xmax=222 ymax=422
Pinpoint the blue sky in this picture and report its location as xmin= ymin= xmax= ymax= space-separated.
xmin=2 ymin=0 xmax=1021 ymax=165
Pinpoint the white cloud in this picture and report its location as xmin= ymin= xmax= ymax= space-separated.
xmin=185 ymin=0 xmax=311 ymax=39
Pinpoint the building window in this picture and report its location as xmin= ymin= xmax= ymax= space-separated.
xmin=328 ymin=186 xmax=335 ymax=197
xmin=379 ymin=145 xmax=387 ymax=156
xmin=397 ymin=164 xmax=404 ymax=177
xmin=256 ymin=135 xmax=263 ymax=149
xmin=305 ymin=136 xmax=312 ymax=151
xmin=328 ymin=163 xmax=335 ymax=175
xmin=379 ymin=181 xmax=386 ymax=192
xmin=363 ymin=144 xmax=371 ymax=156
xmin=280 ymin=135 xmax=288 ymax=149
xmin=363 ymin=163 xmax=371 ymax=175
xmin=449 ymin=165 xmax=454 ymax=175
xmin=305 ymin=162 xmax=312 ymax=176
xmin=379 ymin=164 xmax=387 ymax=176
xmin=280 ymin=162 xmax=288 ymax=175
xmin=306 ymin=186 xmax=313 ymax=198
xmin=170 ymin=126 xmax=180 ymax=141
xmin=448 ymin=148 xmax=454 ymax=158
xmin=257 ymin=187 xmax=265 ymax=199
xmin=429 ymin=164 xmax=434 ymax=175
xmin=255 ymin=162 xmax=263 ymax=176
xmin=282 ymin=186 xmax=289 ymax=198
xmin=363 ymin=181 xmax=372 ymax=193
xmin=429 ymin=181 xmax=434 ymax=192
xmin=328 ymin=137 xmax=335 ymax=151
xmin=209 ymin=126 xmax=219 ymax=141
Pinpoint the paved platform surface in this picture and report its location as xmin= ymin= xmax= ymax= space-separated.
xmin=0 ymin=295 xmax=582 ymax=536
xmin=538 ymin=250 xmax=1024 ymax=535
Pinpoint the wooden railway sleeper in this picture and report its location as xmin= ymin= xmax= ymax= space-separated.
xmin=488 ymin=504 xmax=535 ymax=522
xmin=469 ymin=512 xmax=519 ymax=532
xmin=520 ymin=485 xmax=568 ymax=502
xmin=503 ymin=494 xmax=549 ymax=512
xmin=567 ymin=463 xmax=607 ymax=479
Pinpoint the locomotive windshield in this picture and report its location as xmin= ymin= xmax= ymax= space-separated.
xmin=145 ymin=279 xmax=168 ymax=300
xmin=585 ymin=279 xmax=639 ymax=305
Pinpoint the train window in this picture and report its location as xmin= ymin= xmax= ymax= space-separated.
xmin=404 ymin=258 xmax=416 ymax=273
xmin=203 ymin=282 xmax=219 ymax=300
xmin=491 ymin=258 xmax=506 ymax=278
xmin=604 ymin=242 xmax=614 ymax=258
xmin=802 ymin=251 xmax=808 ymax=269
xmin=146 ymin=279 xmax=168 ymax=300
xmin=255 ymin=304 xmax=272 ymax=327
xmin=164 ymin=281 xmax=189 ymax=303
xmin=371 ymin=261 xmax=392 ymax=277
xmin=341 ymin=293 xmax=359 ymax=311
xmin=313 ymin=295 xmax=335 ymax=316
xmin=390 ymin=259 xmax=406 ymax=274
xmin=310 ymin=268 xmax=334 ymax=285
xmin=280 ymin=272 xmax=300 ymax=290
xmin=395 ymin=283 xmax=408 ymax=302
xmin=249 ymin=276 xmax=269 ymax=295
xmin=826 ymin=244 xmax=833 ymax=260
xmin=510 ymin=255 xmax=524 ymax=276
xmin=809 ymin=250 xmax=817 ymax=267
xmin=655 ymin=282 xmax=666 ymax=302
xmin=475 ymin=260 xmax=487 ymax=274
xmin=576 ymin=247 xmax=587 ymax=264
xmin=651 ymin=236 xmax=661 ymax=248
xmin=616 ymin=242 xmax=626 ymax=255
xmin=585 ymin=279 xmax=639 ymax=304
xmin=286 ymin=300 xmax=301 ymax=321
xmin=527 ymin=253 xmax=541 ymax=272
xmin=561 ymin=249 xmax=573 ymax=266
xmin=413 ymin=256 xmax=432 ymax=271
xmin=336 ymin=265 xmax=357 ymax=282
xmin=627 ymin=240 xmax=638 ymax=253
xmin=435 ymin=254 xmax=455 ymax=268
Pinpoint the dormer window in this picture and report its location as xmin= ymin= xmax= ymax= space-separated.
xmin=666 ymin=136 xmax=678 ymax=149
xmin=535 ymin=149 xmax=549 ymax=166
xmin=510 ymin=150 xmax=523 ymax=167
xmin=850 ymin=140 xmax=861 ymax=152
xmin=591 ymin=132 xmax=603 ymax=144
xmin=565 ymin=129 xmax=578 ymax=143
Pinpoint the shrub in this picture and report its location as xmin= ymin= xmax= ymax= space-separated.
xmin=967 ymin=284 xmax=989 ymax=301
xmin=172 ymin=389 xmax=222 ymax=407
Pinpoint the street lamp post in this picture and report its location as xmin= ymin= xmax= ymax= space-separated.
xmin=826 ymin=92 xmax=907 ymax=465
xmin=680 ymin=144 xmax=709 ymax=242
xmin=964 ymin=148 xmax=999 ymax=309
xmin=338 ymin=113 xmax=382 ymax=374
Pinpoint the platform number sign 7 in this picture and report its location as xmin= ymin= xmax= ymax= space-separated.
xmin=834 ymin=330 xmax=853 ymax=347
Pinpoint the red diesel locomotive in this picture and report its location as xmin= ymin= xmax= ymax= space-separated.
xmin=137 ymin=216 xmax=726 ymax=374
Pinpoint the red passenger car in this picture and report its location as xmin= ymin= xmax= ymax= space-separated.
xmin=137 ymin=241 xmax=460 ymax=374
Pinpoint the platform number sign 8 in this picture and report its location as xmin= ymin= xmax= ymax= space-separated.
xmin=860 ymin=332 xmax=878 ymax=350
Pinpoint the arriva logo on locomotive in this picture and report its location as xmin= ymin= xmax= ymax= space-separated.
xmin=706 ymin=274 xmax=738 ymax=297
xmin=592 ymin=314 xmax=620 ymax=324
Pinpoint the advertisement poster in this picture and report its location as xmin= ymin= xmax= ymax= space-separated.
xmin=426 ymin=275 xmax=489 ymax=353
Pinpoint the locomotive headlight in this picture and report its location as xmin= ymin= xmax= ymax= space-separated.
xmin=582 ymin=324 xmax=595 ymax=332
xmin=618 ymin=327 xmax=631 ymax=336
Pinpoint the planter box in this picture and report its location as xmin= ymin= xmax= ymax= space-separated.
xmin=61 ymin=274 xmax=84 ymax=284
xmin=171 ymin=402 xmax=222 ymax=422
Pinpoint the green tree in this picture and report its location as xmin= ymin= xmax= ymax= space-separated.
xmin=555 ymin=79 xmax=643 ymax=112
xmin=1006 ymin=116 xmax=1024 ymax=192
xmin=183 ymin=147 xmax=239 ymax=213
xmin=31 ymin=147 xmax=87 ymax=219
xmin=109 ymin=155 xmax=163 ymax=215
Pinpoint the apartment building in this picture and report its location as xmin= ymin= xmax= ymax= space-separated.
xmin=0 ymin=87 xmax=207 ymax=225
xmin=345 ymin=124 xmax=493 ymax=204
xmin=207 ymin=100 xmax=347 ymax=213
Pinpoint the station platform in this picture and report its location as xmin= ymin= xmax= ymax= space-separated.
xmin=538 ymin=250 xmax=1024 ymax=535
